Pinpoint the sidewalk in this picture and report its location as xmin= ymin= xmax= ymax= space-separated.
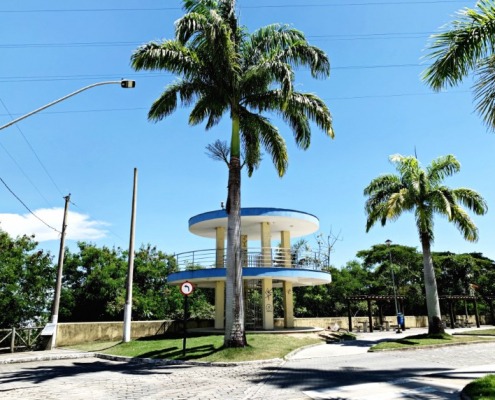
xmin=288 ymin=326 xmax=495 ymax=400
xmin=0 ymin=348 xmax=96 ymax=365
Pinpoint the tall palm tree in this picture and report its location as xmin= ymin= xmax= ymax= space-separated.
xmin=364 ymin=154 xmax=487 ymax=334
xmin=422 ymin=0 xmax=495 ymax=129
xmin=131 ymin=0 xmax=334 ymax=347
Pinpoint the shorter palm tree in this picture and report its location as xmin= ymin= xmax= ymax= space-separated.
xmin=364 ymin=154 xmax=487 ymax=334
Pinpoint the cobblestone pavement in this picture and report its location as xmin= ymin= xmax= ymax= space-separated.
xmin=1 ymin=331 xmax=495 ymax=399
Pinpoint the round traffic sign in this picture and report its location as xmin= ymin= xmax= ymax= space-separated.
xmin=180 ymin=281 xmax=194 ymax=296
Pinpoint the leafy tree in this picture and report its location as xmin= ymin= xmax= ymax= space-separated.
xmin=0 ymin=231 xmax=54 ymax=328
xmin=293 ymin=261 xmax=373 ymax=318
xmin=433 ymin=252 xmax=495 ymax=316
xmin=131 ymin=0 xmax=334 ymax=346
xmin=364 ymin=154 xmax=488 ymax=334
xmin=423 ymin=0 xmax=495 ymax=129
xmin=357 ymin=244 xmax=425 ymax=315
xmin=60 ymin=242 xmax=212 ymax=322
xmin=61 ymin=243 xmax=127 ymax=321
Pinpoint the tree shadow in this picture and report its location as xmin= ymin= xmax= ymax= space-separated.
xmin=252 ymin=364 xmax=457 ymax=395
xmin=0 ymin=359 xmax=193 ymax=386
xmin=136 ymin=344 xmax=221 ymax=360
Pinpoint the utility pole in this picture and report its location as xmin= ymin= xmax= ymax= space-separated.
xmin=123 ymin=168 xmax=138 ymax=342
xmin=50 ymin=194 xmax=70 ymax=349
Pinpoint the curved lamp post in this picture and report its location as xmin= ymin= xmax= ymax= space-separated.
xmin=385 ymin=239 xmax=402 ymax=333
xmin=0 ymin=80 xmax=136 ymax=349
xmin=0 ymin=79 xmax=136 ymax=131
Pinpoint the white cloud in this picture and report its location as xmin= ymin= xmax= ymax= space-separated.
xmin=0 ymin=208 xmax=109 ymax=242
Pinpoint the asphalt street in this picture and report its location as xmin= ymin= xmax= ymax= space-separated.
xmin=1 ymin=328 xmax=494 ymax=399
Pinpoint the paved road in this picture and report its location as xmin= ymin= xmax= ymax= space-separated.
xmin=1 ymin=328 xmax=495 ymax=399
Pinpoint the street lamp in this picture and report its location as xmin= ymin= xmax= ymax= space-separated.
xmin=385 ymin=239 xmax=402 ymax=333
xmin=0 ymin=80 xmax=136 ymax=348
xmin=0 ymin=79 xmax=136 ymax=131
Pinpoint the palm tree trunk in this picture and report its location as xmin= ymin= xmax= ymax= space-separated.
xmin=421 ymin=236 xmax=445 ymax=335
xmin=224 ymin=115 xmax=246 ymax=347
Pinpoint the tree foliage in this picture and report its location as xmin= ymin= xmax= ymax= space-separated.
xmin=59 ymin=242 xmax=213 ymax=322
xmin=0 ymin=231 xmax=54 ymax=328
xmin=293 ymin=244 xmax=495 ymax=320
xmin=423 ymin=0 xmax=495 ymax=129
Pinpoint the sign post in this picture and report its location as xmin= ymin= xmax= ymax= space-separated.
xmin=180 ymin=281 xmax=194 ymax=357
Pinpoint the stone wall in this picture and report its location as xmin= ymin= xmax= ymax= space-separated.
xmin=56 ymin=314 xmax=490 ymax=345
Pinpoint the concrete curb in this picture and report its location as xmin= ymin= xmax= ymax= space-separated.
xmin=368 ymin=338 xmax=495 ymax=352
xmin=95 ymin=352 xmax=283 ymax=367
xmin=0 ymin=352 xmax=96 ymax=365
xmin=0 ymin=350 xmax=283 ymax=368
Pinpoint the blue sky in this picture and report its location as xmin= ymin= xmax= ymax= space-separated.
xmin=1 ymin=0 xmax=494 ymax=268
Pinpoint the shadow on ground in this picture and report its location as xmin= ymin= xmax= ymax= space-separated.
xmin=252 ymin=364 xmax=453 ymax=393
xmin=0 ymin=359 xmax=193 ymax=387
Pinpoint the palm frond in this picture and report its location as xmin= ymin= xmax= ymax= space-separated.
xmin=451 ymin=188 xmax=489 ymax=215
xmin=131 ymin=41 xmax=199 ymax=76
xmin=422 ymin=1 xmax=495 ymax=90
xmin=148 ymin=80 xmax=204 ymax=122
xmin=239 ymin=110 xmax=288 ymax=177
xmin=449 ymin=205 xmax=479 ymax=242
xmin=363 ymin=174 xmax=402 ymax=197
xmin=246 ymin=90 xmax=333 ymax=142
xmin=188 ymin=92 xmax=227 ymax=128
xmin=474 ymin=54 xmax=495 ymax=128
xmin=285 ymin=92 xmax=334 ymax=140
xmin=248 ymin=24 xmax=306 ymax=55
xmin=426 ymin=154 xmax=461 ymax=183
xmin=387 ymin=188 xmax=413 ymax=220
xmin=148 ymin=87 xmax=179 ymax=122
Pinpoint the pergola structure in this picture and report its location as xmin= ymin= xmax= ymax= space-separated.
xmin=439 ymin=295 xmax=480 ymax=328
xmin=346 ymin=295 xmax=405 ymax=333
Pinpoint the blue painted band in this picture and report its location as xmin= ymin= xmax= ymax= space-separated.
xmin=167 ymin=267 xmax=331 ymax=284
xmin=189 ymin=207 xmax=319 ymax=228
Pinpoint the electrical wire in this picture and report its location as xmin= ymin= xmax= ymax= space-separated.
xmin=0 ymin=31 xmax=436 ymax=50
xmin=0 ymin=1 xmax=467 ymax=13
xmin=0 ymin=97 xmax=64 ymax=198
xmin=0 ymin=142 xmax=53 ymax=207
xmin=0 ymin=176 xmax=61 ymax=234
xmin=0 ymin=61 xmax=430 ymax=84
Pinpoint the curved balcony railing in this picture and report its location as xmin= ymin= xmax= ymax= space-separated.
xmin=174 ymin=248 xmax=328 ymax=271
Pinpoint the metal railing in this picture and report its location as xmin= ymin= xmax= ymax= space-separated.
xmin=175 ymin=248 xmax=328 ymax=271
xmin=0 ymin=327 xmax=44 ymax=353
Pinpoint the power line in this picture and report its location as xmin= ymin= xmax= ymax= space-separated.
xmin=0 ymin=62 xmax=428 ymax=84
xmin=0 ymin=89 xmax=470 ymax=119
xmin=0 ymin=31 xmax=435 ymax=50
xmin=0 ymin=142 xmax=53 ymax=208
xmin=0 ymin=1 xmax=467 ymax=13
xmin=0 ymin=176 xmax=61 ymax=234
xmin=0 ymin=97 xmax=64 ymax=198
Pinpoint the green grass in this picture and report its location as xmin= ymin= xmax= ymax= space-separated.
xmin=462 ymin=374 xmax=495 ymax=400
xmin=63 ymin=333 xmax=323 ymax=362
xmin=454 ymin=328 xmax=495 ymax=337
xmin=369 ymin=332 xmax=494 ymax=352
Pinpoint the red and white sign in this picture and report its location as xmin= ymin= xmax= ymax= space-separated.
xmin=180 ymin=281 xmax=194 ymax=296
